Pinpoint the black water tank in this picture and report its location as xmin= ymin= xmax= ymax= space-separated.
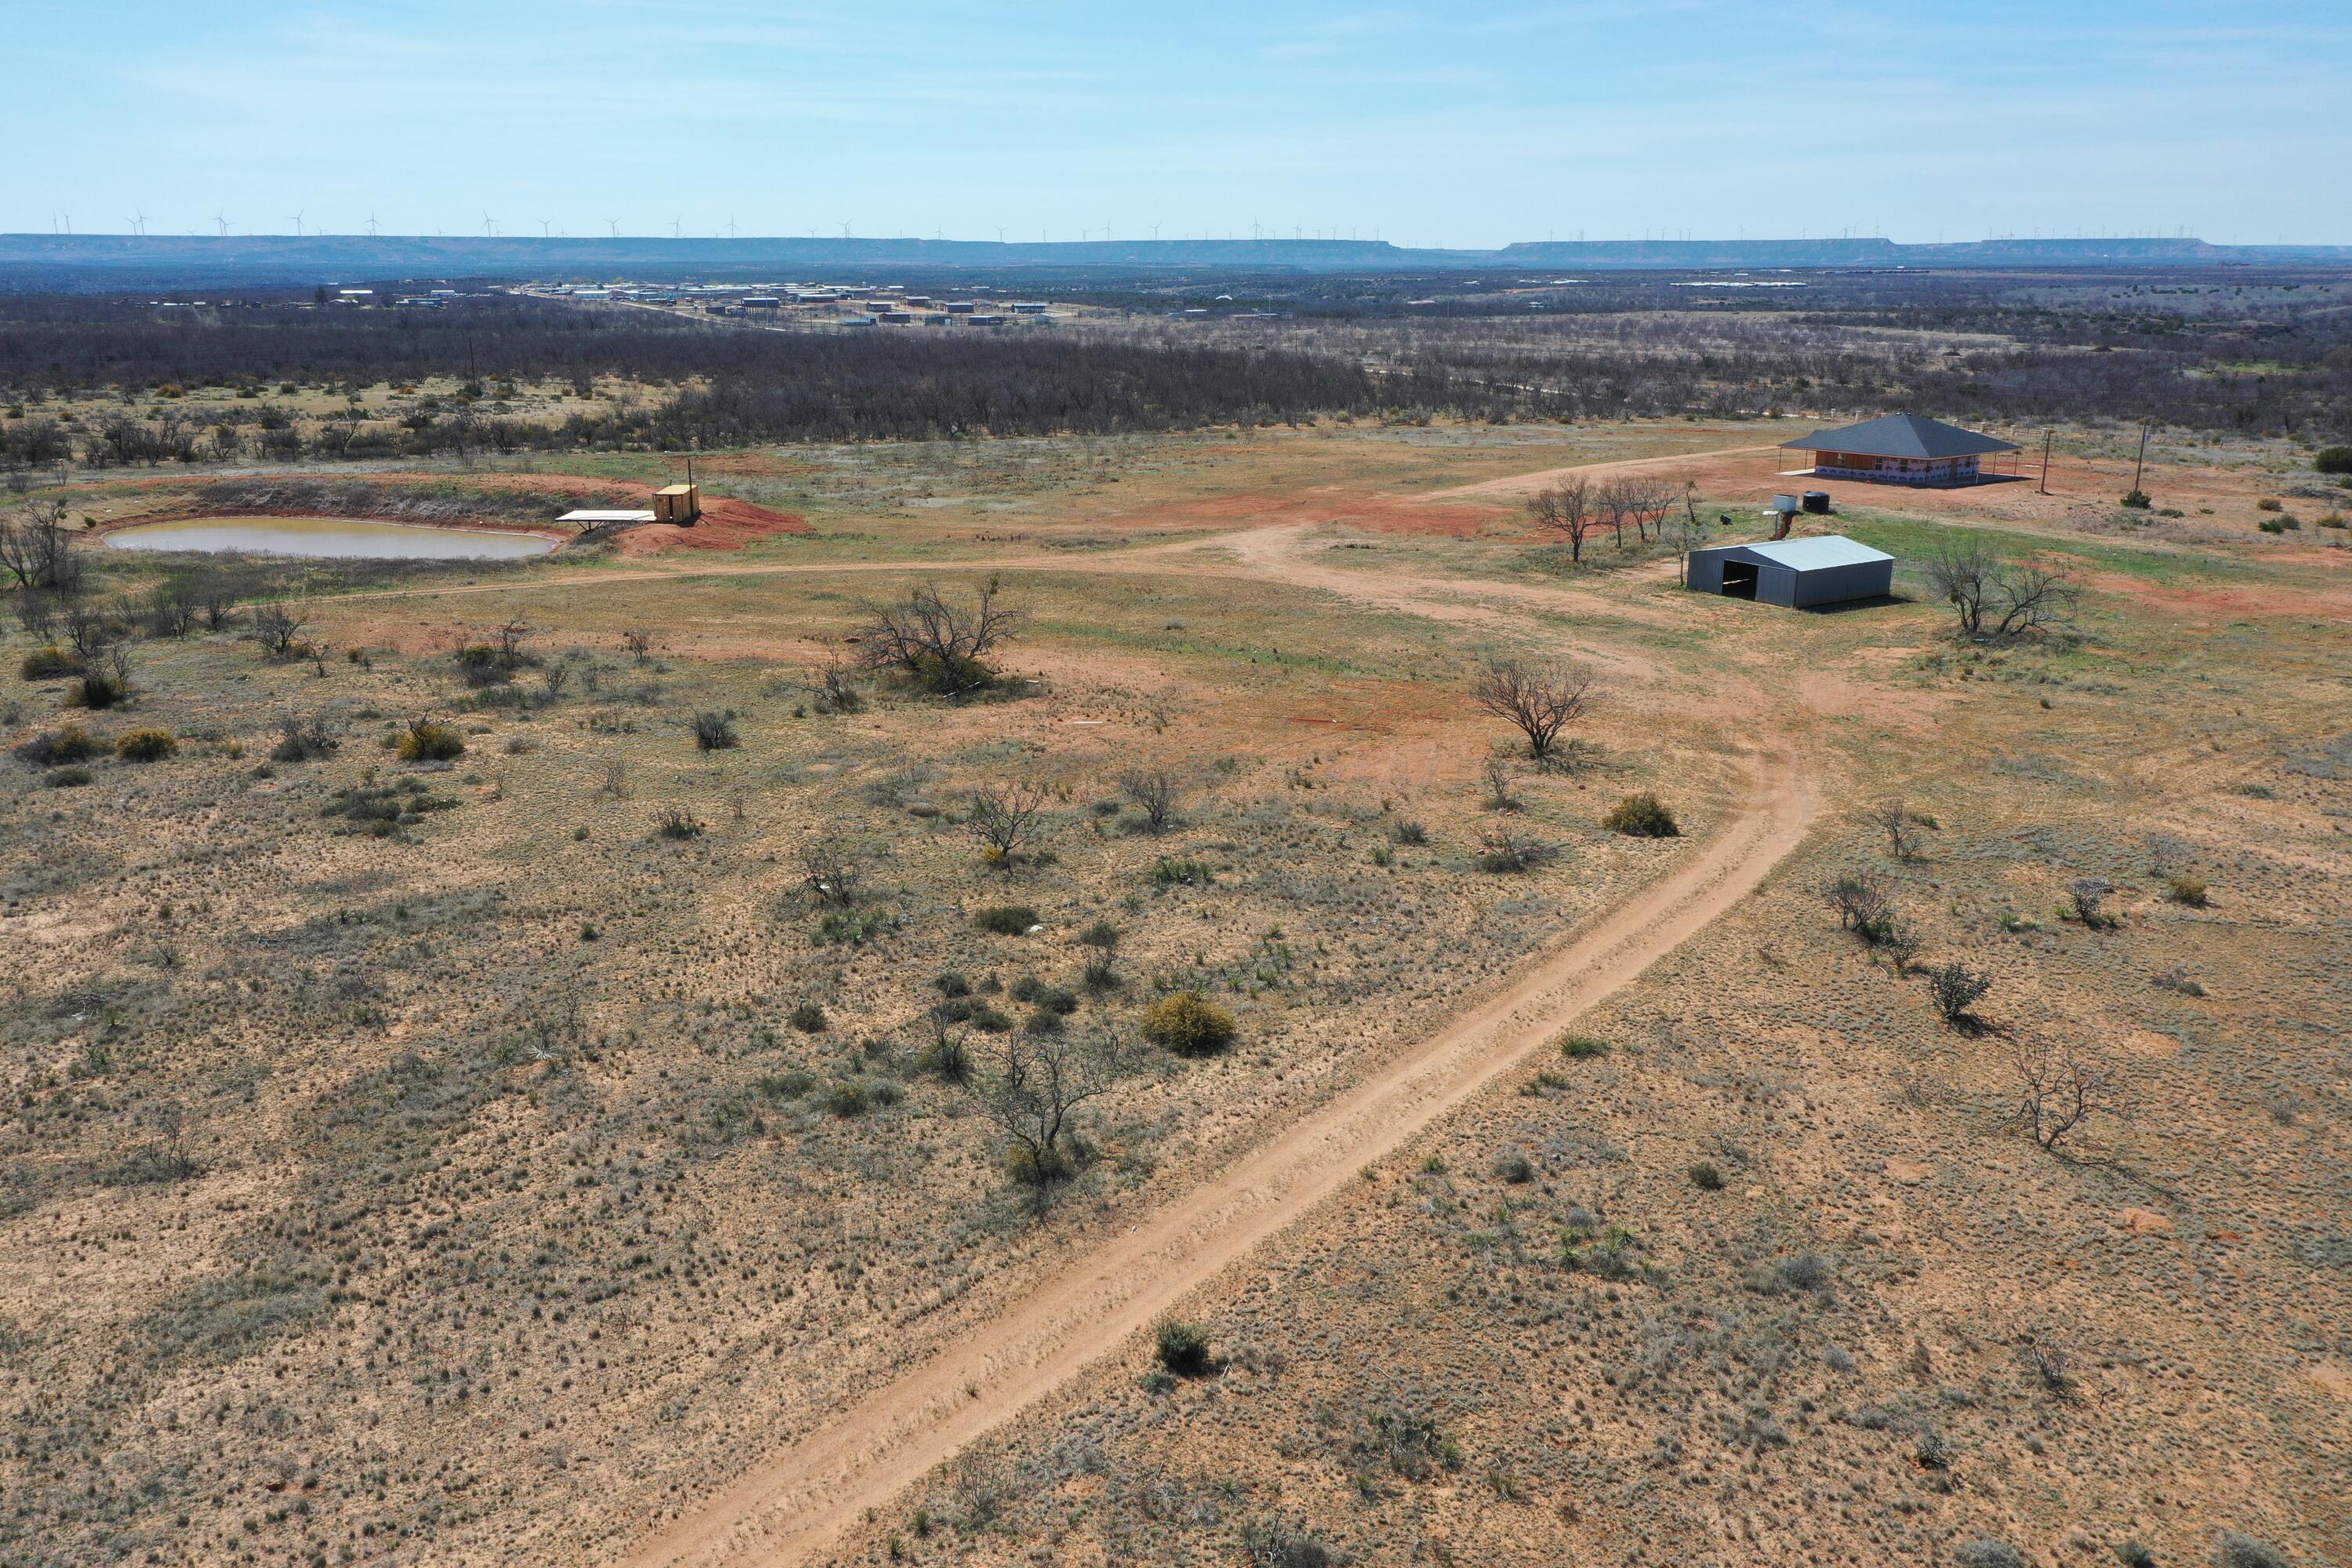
xmin=1802 ymin=491 xmax=1831 ymax=514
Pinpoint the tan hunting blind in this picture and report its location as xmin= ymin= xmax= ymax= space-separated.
xmin=654 ymin=484 xmax=701 ymax=524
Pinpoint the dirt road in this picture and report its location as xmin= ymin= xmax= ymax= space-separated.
xmin=618 ymin=748 xmax=1816 ymax=1568
xmin=1409 ymin=441 xmax=1784 ymax=505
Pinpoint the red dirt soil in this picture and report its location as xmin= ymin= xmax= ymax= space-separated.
xmin=612 ymin=497 xmax=812 ymax=555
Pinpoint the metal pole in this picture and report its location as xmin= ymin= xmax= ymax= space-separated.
xmin=2131 ymin=420 xmax=2151 ymax=496
xmin=2038 ymin=428 xmax=2053 ymax=495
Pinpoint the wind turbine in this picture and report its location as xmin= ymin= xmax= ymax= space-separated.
xmin=607 ymin=218 xmax=619 ymax=238
xmin=482 ymin=212 xmax=497 ymax=237
xmin=129 ymin=211 xmax=147 ymax=236
xmin=671 ymin=215 xmax=681 ymax=238
xmin=214 ymin=212 xmax=228 ymax=237
xmin=365 ymin=211 xmax=379 ymax=238
xmin=725 ymin=216 xmax=739 ymax=239
xmin=288 ymin=210 xmax=305 ymax=237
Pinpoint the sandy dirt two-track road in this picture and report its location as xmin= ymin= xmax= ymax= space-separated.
xmin=616 ymin=749 xmax=1817 ymax=1568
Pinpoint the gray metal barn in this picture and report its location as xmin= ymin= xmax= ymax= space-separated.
xmin=1687 ymin=535 xmax=1894 ymax=608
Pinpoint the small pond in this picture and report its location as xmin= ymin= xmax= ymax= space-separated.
xmin=104 ymin=517 xmax=559 ymax=561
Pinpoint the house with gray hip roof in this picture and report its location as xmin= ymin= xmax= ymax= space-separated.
xmin=1780 ymin=412 xmax=2019 ymax=487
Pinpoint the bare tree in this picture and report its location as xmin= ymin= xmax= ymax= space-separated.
xmin=979 ymin=1029 xmax=1112 ymax=1190
xmin=1662 ymin=489 xmax=1710 ymax=584
xmin=1924 ymin=542 xmax=1994 ymax=635
xmin=250 ymin=601 xmax=307 ymax=658
xmin=968 ymin=777 xmax=1054 ymax=864
xmin=622 ymin=629 xmax=653 ymax=664
xmin=1120 ymin=768 xmax=1181 ymax=833
xmin=1867 ymin=797 xmax=1916 ymax=860
xmin=1594 ymin=477 xmax=1635 ymax=548
xmin=2009 ymin=1038 xmax=2116 ymax=1152
xmin=1471 ymin=657 xmax=1597 ymax=764
xmin=855 ymin=579 xmax=1019 ymax=695
xmin=13 ymin=588 xmax=56 ymax=639
xmin=0 ymin=499 xmax=82 ymax=593
xmin=198 ymin=575 xmax=239 ymax=631
xmin=800 ymin=838 xmax=863 ymax=906
xmin=1822 ymin=869 xmax=1894 ymax=935
xmin=492 ymin=618 xmax=532 ymax=671
xmin=1481 ymin=756 xmax=1519 ymax=811
xmin=804 ymin=654 xmax=863 ymax=713
xmin=598 ymin=754 xmax=629 ymax=797
xmin=143 ymin=584 xmax=196 ymax=638
xmin=1628 ymin=479 xmax=1679 ymax=543
xmin=1526 ymin=477 xmax=1601 ymax=563
xmin=1986 ymin=560 xmax=2078 ymax=638
xmin=60 ymin=601 xmax=118 ymax=661
xmin=1926 ymin=542 xmax=2077 ymax=639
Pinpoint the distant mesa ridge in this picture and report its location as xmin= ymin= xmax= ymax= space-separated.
xmin=2 ymin=232 xmax=2346 ymax=286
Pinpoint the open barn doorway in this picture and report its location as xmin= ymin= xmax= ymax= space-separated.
xmin=1719 ymin=561 xmax=1759 ymax=599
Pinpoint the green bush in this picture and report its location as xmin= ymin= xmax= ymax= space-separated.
xmin=691 ymin=710 xmax=739 ymax=750
xmin=934 ymin=971 xmax=972 ymax=997
xmin=1077 ymin=919 xmax=1120 ymax=949
xmin=1141 ymin=990 xmax=1237 ymax=1055
xmin=2216 ymin=1533 xmax=2291 ymax=1568
xmin=1559 ymin=1033 xmax=1609 ymax=1059
xmin=114 ymin=728 xmax=177 ymax=761
xmin=2165 ymin=874 xmax=2209 ymax=906
xmin=788 ymin=1000 xmax=828 ymax=1033
xmin=1924 ymin=961 xmax=1993 ymax=1023
xmin=2315 ymin=445 xmax=2352 ymax=475
xmin=756 ymin=1069 xmax=816 ymax=1102
xmin=1689 ymin=1161 xmax=1725 ymax=1191
xmin=1602 ymin=792 xmax=1679 ymax=837
xmin=1150 ymin=856 xmax=1213 ymax=886
xmin=2120 ymin=488 xmax=2152 ymax=509
xmin=396 ymin=718 xmax=466 ymax=761
xmin=972 ymin=904 xmax=1038 ymax=935
xmin=916 ymin=1033 xmax=971 ymax=1082
xmin=825 ymin=1079 xmax=868 ymax=1116
xmin=16 ymin=724 xmax=100 ymax=765
xmin=46 ymin=765 xmax=93 ymax=788
xmin=20 ymin=645 xmax=78 ymax=679
xmin=1154 ymin=1317 xmax=1211 ymax=1377
xmin=66 ymin=671 xmax=127 ymax=710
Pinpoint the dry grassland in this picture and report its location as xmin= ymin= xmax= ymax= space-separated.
xmin=2 ymin=423 xmax=2346 ymax=1568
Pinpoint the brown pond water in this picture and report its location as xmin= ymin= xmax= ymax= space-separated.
xmin=104 ymin=517 xmax=558 ymax=560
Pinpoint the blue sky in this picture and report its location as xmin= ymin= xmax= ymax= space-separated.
xmin=6 ymin=1 xmax=2348 ymax=245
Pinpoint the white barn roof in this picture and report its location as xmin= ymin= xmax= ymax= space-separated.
xmin=1728 ymin=535 xmax=1893 ymax=569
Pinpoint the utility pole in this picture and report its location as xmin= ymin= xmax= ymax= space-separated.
xmin=2038 ymin=428 xmax=2053 ymax=495
xmin=2130 ymin=419 xmax=2152 ymax=499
